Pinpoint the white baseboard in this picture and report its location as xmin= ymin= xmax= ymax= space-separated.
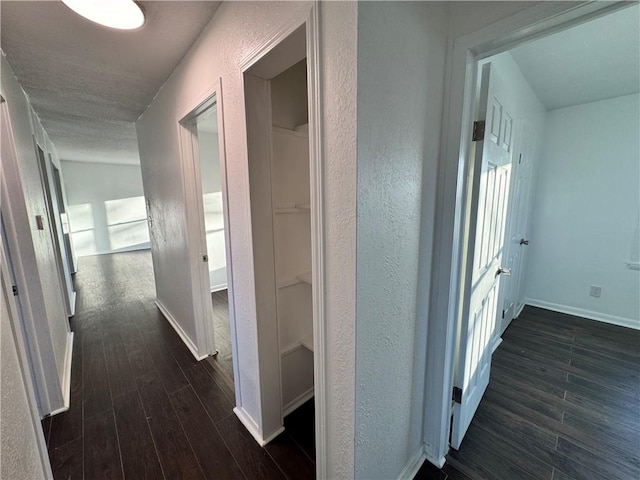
xmin=282 ymin=388 xmax=314 ymax=417
xmin=51 ymin=331 xmax=74 ymax=416
xmin=79 ymin=245 xmax=151 ymax=258
xmin=491 ymin=336 xmax=503 ymax=353
xmin=423 ymin=446 xmax=446 ymax=469
xmin=69 ymin=290 xmax=77 ymax=317
xmin=233 ymin=406 xmax=284 ymax=446
xmin=154 ymin=299 xmax=208 ymax=361
xmin=396 ymin=445 xmax=428 ymax=480
xmin=524 ymin=298 xmax=640 ymax=331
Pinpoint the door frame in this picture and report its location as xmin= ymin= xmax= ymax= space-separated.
xmin=34 ymin=142 xmax=73 ymax=317
xmin=51 ymin=164 xmax=77 ymax=278
xmin=1 ymin=234 xmax=54 ymax=479
xmin=176 ymin=78 xmax=234 ymax=362
xmin=239 ymin=3 xmax=327 ymax=476
xmin=1 ymin=95 xmax=71 ymax=416
xmin=423 ymin=0 xmax=632 ymax=467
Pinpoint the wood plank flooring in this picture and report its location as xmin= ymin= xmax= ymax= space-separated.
xmin=415 ymin=306 xmax=640 ymax=480
xmin=206 ymin=289 xmax=235 ymax=392
xmin=43 ymin=251 xmax=315 ymax=480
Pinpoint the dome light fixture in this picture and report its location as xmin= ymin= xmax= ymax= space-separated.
xmin=61 ymin=0 xmax=145 ymax=30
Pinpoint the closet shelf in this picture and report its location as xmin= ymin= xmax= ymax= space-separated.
xmin=274 ymin=203 xmax=310 ymax=214
xmin=277 ymin=271 xmax=312 ymax=289
xmin=296 ymin=271 xmax=312 ymax=285
xmin=300 ymin=334 xmax=314 ymax=352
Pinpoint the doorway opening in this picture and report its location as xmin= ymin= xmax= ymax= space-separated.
xmin=443 ymin=2 xmax=639 ymax=475
xmin=51 ymin=165 xmax=76 ymax=273
xmin=193 ymin=99 xmax=234 ymax=389
xmin=179 ymin=88 xmax=237 ymax=390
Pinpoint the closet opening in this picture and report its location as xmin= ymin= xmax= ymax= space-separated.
xmin=243 ymin=21 xmax=319 ymax=461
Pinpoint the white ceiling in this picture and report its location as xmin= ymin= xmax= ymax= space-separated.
xmin=509 ymin=4 xmax=640 ymax=110
xmin=1 ymin=0 xmax=221 ymax=165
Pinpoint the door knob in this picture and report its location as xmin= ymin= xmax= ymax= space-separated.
xmin=496 ymin=267 xmax=511 ymax=277
xmin=520 ymin=239 xmax=529 ymax=245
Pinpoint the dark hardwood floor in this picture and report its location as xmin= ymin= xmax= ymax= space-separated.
xmin=43 ymin=250 xmax=315 ymax=480
xmin=415 ymin=306 xmax=640 ymax=480
xmin=206 ymin=289 xmax=235 ymax=392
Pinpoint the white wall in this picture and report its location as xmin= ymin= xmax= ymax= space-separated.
xmin=1 ymin=53 xmax=71 ymax=415
xmin=525 ymin=93 xmax=640 ymax=327
xmin=61 ymin=160 xmax=150 ymax=258
xmin=136 ymin=2 xmax=358 ymax=476
xmin=355 ymin=2 xmax=448 ymax=478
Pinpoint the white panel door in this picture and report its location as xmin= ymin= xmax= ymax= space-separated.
xmin=499 ymin=123 xmax=537 ymax=333
xmin=451 ymin=63 xmax=514 ymax=449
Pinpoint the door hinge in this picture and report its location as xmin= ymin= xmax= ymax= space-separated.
xmin=12 ymin=285 xmax=18 ymax=296
xmin=502 ymin=309 xmax=505 ymax=319
xmin=518 ymin=153 xmax=523 ymax=164
xmin=472 ymin=121 xmax=485 ymax=142
xmin=452 ymin=386 xmax=463 ymax=404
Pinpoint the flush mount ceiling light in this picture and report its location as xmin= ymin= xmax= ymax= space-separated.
xmin=61 ymin=0 xmax=145 ymax=30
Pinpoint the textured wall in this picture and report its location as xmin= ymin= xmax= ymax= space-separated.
xmin=136 ymin=2 xmax=358 ymax=475
xmin=318 ymin=2 xmax=358 ymax=476
xmin=355 ymin=2 xmax=448 ymax=478
xmin=1 ymin=54 xmax=70 ymax=413
xmin=1 ymin=285 xmax=47 ymax=480
xmin=526 ymin=93 xmax=640 ymax=327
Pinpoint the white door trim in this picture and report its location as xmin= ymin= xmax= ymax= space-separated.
xmin=239 ymin=3 xmax=327 ymax=477
xmin=176 ymin=79 xmax=236 ymax=364
xmin=423 ymin=0 xmax=632 ymax=466
xmin=1 ymin=241 xmax=54 ymax=479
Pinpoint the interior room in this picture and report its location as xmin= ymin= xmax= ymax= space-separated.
xmin=495 ymin=6 xmax=639 ymax=334
xmin=447 ymin=5 xmax=640 ymax=478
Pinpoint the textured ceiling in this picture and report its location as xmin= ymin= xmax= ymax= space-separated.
xmin=510 ymin=4 xmax=640 ymax=110
xmin=1 ymin=0 xmax=221 ymax=165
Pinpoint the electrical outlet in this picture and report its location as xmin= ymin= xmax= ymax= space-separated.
xmin=589 ymin=285 xmax=602 ymax=298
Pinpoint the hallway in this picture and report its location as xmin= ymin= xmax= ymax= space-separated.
xmin=42 ymin=251 xmax=314 ymax=480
